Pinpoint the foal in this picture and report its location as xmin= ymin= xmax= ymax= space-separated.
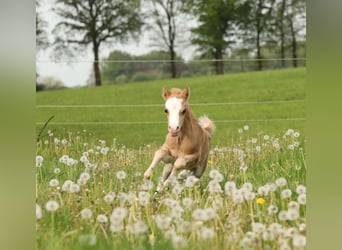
xmin=143 ymin=87 xmax=215 ymax=188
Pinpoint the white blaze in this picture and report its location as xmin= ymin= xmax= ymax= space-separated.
xmin=165 ymin=97 xmax=183 ymax=129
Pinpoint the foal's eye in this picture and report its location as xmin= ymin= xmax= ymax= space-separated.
xmin=181 ymin=109 xmax=187 ymax=114
xmin=164 ymin=109 xmax=168 ymax=113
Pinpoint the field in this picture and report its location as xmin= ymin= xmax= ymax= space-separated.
xmin=36 ymin=68 xmax=306 ymax=250
xmin=36 ymin=68 xmax=305 ymax=147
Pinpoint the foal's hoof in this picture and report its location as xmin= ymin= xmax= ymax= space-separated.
xmin=143 ymin=170 xmax=151 ymax=180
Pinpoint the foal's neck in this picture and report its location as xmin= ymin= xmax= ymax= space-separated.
xmin=181 ymin=107 xmax=197 ymax=135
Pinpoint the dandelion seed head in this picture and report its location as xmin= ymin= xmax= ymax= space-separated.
xmin=278 ymin=210 xmax=288 ymax=221
xmin=299 ymin=223 xmax=306 ymax=232
xmin=243 ymin=125 xmax=249 ymax=131
xmin=262 ymin=230 xmax=275 ymax=241
xmin=116 ymin=170 xmax=127 ymax=180
xmin=69 ymin=183 xmax=80 ymax=193
xmin=242 ymin=182 xmax=253 ymax=192
xmin=288 ymin=201 xmax=299 ymax=210
xmin=296 ymin=184 xmax=306 ymax=194
xmin=297 ymin=193 xmax=306 ymax=205
xmin=155 ymin=214 xmax=172 ymax=230
xmin=171 ymin=234 xmax=187 ymax=248
xmin=252 ymin=222 xmax=266 ymax=234
xmin=209 ymin=169 xmax=223 ymax=182
xmin=49 ymin=179 xmax=59 ymax=187
xmin=36 ymin=155 xmax=43 ymax=167
xmin=185 ymin=175 xmax=199 ymax=187
xmin=110 ymin=222 xmax=124 ymax=233
xmin=268 ymin=223 xmax=282 ymax=234
xmin=199 ymin=226 xmax=215 ymax=240
xmin=54 ymin=168 xmax=60 ymax=174
xmin=97 ymin=214 xmax=108 ymax=223
xmin=103 ymin=193 xmax=115 ymax=203
xmin=128 ymin=220 xmax=148 ymax=236
xmin=287 ymin=208 xmax=300 ymax=221
xmin=45 ymin=200 xmax=59 ymax=212
xmin=36 ymin=204 xmax=42 ymax=219
xmin=80 ymin=208 xmax=92 ymax=219
xmin=192 ymin=208 xmax=205 ymax=221
xmin=275 ymin=177 xmax=287 ymax=187
xmin=208 ymin=180 xmax=222 ymax=193
xmin=203 ymin=207 xmax=216 ymax=221
xmin=62 ymin=180 xmax=74 ymax=191
xmin=110 ymin=207 xmax=127 ymax=223
xmin=267 ymin=204 xmax=278 ymax=215
xmin=224 ymin=181 xmax=236 ymax=196
xmin=182 ymin=197 xmax=193 ymax=209
xmin=281 ymin=189 xmax=292 ymax=199
xmin=292 ymin=234 xmax=306 ymax=248
xmin=172 ymin=184 xmax=183 ymax=195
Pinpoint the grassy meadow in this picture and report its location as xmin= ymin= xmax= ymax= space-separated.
xmin=36 ymin=68 xmax=306 ymax=250
xmin=36 ymin=68 xmax=305 ymax=147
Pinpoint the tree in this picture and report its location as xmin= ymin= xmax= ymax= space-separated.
xmin=147 ymin=0 xmax=186 ymax=78
xmin=52 ymin=0 xmax=143 ymax=86
xmin=241 ymin=0 xmax=276 ymax=70
xmin=36 ymin=0 xmax=48 ymax=50
xmin=285 ymin=0 xmax=306 ymax=67
xmin=101 ymin=50 xmax=134 ymax=83
xmin=184 ymin=0 xmax=241 ymax=75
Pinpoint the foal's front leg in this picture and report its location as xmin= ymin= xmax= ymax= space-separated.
xmin=143 ymin=148 xmax=168 ymax=180
xmin=163 ymin=154 xmax=198 ymax=186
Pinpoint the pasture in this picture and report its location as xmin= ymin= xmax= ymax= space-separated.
xmin=36 ymin=68 xmax=306 ymax=250
xmin=36 ymin=68 xmax=305 ymax=147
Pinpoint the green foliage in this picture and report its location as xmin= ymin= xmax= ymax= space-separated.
xmin=101 ymin=50 xmax=185 ymax=84
xmin=36 ymin=68 xmax=305 ymax=148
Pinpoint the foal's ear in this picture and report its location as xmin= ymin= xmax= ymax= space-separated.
xmin=162 ymin=87 xmax=171 ymax=100
xmin=181 ymin=86 xmax=190 ymax=101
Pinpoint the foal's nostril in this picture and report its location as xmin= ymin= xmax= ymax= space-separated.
xmin=177 ymin=126 xmax=180 ymax=130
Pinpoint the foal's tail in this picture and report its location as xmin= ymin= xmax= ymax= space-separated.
xmin=199 ymin=115 xmax=215 ymax=135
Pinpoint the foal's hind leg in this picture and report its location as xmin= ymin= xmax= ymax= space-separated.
xmin=163 ymin=154 xmax=198 ymax=186
xmin=156 ymin=163 xmax=173 ymax=192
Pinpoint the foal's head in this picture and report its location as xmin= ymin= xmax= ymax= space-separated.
xmin=163 ymin=87 xmax=190 ymax=137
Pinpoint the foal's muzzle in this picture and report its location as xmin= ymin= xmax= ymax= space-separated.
xmin=168 ymin=126 xmax=180 ymax=137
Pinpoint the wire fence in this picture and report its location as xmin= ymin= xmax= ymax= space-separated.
xmin=36 ymin=99 xmax=306 ymax=125
xmin=37 ymin=57 xmax=306 ymax=85
xmin=36 ymin=99 xmax=304 ymax=108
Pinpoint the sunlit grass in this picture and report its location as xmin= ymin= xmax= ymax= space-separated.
xmin=36 ymin=125 xmax=306 ymax=250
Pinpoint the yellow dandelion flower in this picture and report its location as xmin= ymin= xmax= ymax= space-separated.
xmin=208 ymin=160 xmax=213 ymax=165
xmin=256 ymin=198 xmax=265 ymax=205
xmin=149 ymin=233 xmax=156 ymax=245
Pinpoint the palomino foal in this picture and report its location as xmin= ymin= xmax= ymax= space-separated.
xmin=143 ymin=87 xmax=215 ymax=188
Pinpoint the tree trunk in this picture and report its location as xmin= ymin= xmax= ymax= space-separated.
xmin=256 ymin=0 xmax=263 ymax=71
xmin=214 ymin=48 xmax=223 ymax=75
xmin=256 ymin=31 xmax=263 ymax=71
xmin=170 ymin=48 xmax=177 ymax=78
xmin=279 ymin=0 xmax=286 ymax=68
xmin=93 ymin=44 xmax=102 ymax=86
xmin=289 ymin=18 xmax=298 ymax=68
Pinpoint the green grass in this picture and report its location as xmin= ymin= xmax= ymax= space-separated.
xmin=36 ymin=126 xmax=306 ymax=250
xmin=36 ymin=68 xmax=306 ymax=148
xmin=36 ymin=68 xmax=306 ymax=249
